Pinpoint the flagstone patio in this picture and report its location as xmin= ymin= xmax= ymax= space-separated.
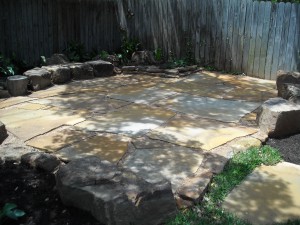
xmin=0 ymin=71 xmax=277 ymax=204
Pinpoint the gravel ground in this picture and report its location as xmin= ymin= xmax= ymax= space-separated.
xmin=266 ymin=133 xmax=300 ymax=165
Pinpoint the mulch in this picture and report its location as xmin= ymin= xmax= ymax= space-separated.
xmin=266 ymin=133 xmax=300 ymax=165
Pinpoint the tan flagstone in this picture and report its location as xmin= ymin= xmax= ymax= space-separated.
xmin=15 ymin=102 xmax=49 ymax=110
xmin=0 ymin=108 xmax=85 ymax=140
xmin=55 ymin=134 xmax=130 ymax=163
xmin=154 ymin=94 xmax=260 ymax=123
xmin=224 ymin=87 xmax=277 ymax=102
xmin=148 ymin=116 xmax=258 ymax=150
xmin=29 ymin=85 xmax=74 ymax=98
xmin=30 ymin=93 xmax=129 ymax=113
xmin=75 ymin=104 xmax=176 ymax=136
xmin=123 ymin=146 xmax=204 ymax=190
xmin=223 ymin=162 xmax=300 ymax=225
xmin=26 ymin=127 xmax=91 ymax=151
xmin=0 ymin=96 xmax=36 ymax=109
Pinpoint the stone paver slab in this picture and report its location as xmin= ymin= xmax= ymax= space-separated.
xmin=109 ymin=85 xmax=178 ymax=104
xmin=0 ymin=96 xmax=36 ymax=109
xmin=224 ymin=87 xmax=277 ymax=102
xmin=15 ymin=102 xmax=49 ymax=110
xmin=223 ymin=162 xmax=300 ymax=225
xmin=148 ymin=116 xmax=258 ymax=150
xmin=75 ymin=104 xmax=176 ymax=136
xmin=26 ymin=127 xmax=91 ymax=151
xmin=31 ymin=93 xmax=130 ymax=113
xmin=0 ymin=108 xmax=85 ymax=140
xmin=155 ymin=94 xmax=260 ymax=123
xmin=55 ymin=134 xmax=130 ymax=163
xmin=122 ymin=146 xmax=204 ymax=190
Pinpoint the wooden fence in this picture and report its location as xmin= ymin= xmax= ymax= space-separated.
xmin=0 ymin=0 xmax=299 ymax=80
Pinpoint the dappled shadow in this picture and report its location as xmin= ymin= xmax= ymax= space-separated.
xmin=223 ymin=163 xmax=300 ymax=224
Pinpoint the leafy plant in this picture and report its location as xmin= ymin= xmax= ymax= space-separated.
xmin=99 ymin=50 xmax=109 ymax=60
xmin=120 ymin=32 xmax=140 ymax=63
xmin=0 ymin=54 xmax=15 ymax=78
xmin=0 ymin=203 xmax=25 ymax=223
xmin=64 ymin=41 xmax=89 ymax=62
xmin=154 ymin=48 xmax=163 ymax=61
xmin=184 ymin=39 xmax=194 ymax=65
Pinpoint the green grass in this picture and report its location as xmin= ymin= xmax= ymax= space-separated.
xmin=167 ymin=145 xmax=295 ymax=225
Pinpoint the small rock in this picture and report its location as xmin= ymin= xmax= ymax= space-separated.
xmin=24 ymin=68 xmax=52 ymax=91
xmin=85 ymin=60 xmax=114 ymax=77
xmin=256 ymin=97 xmax=300 ymax=138
xmin=45 ymin=54 xmax=70 ymax=66
xmin=146 ymin=67 xmax=164 ymax=73
xmin=56 ymin=156 xmax=177 ymax=225
xmin=67 ymin=63 xmax=94 ymax=80
xmin=42 ymin=65 xmax=71 ymax=84
xmin=121 ymin=66 xmax=137 ymax=72
xmin=178 ymin=65 xmax=198 ymax=73
xmin=277 ymin=70 xmax=300 ymax=96
xmin=131 ymin=51 xmax=156 ymax=65
xmin=0 ymin=121 xmax=8 ymax=144
xmin=279 ymin=83 xmax=300 ymax=103
xmin=164 ymin=69 xmax=179 ymax=75
xmin=21 ymin=152 xmax=62 ymax=173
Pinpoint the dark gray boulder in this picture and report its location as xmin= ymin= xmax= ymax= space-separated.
xmin=23 ymin=68 xmax=52 ymax=91
xmin=0 ymin=121 xmax=8 ymax=144
xmin=45 ymin=54 xmax=70 ymax=66
xmin=67 ymin=63 xmax=94 ymax=80
xmin=6 ymin=75 xmax=28 ymax=96
xmin=85 ymin=60 xmax=114 ymax=77
xmin=56 ymin=156 xmax=177 ymax=225
xmin=42 ymin=65 xmax=71 ymax=84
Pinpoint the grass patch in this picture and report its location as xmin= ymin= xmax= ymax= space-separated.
xmin=167 ymin=145 xmax=287 ymax=225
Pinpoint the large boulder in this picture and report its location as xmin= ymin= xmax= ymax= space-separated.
xmin=0 ymin=121 xmax=8 ymax=144
xmin=6 ymin=75 xmax=28 ymax=96
xmin=23 ymin=68 xmax=52 ymax=91
xmin=131 ymin=51 xmax=156 ymax=65
xmin=85 ymin=60 xmax=114 ymax=77
xmin=45 ymin=54 xmax=70 ymax=66
xmin=56 ymin=156 xmax=177 ymax=225
xmin=42 ymin=65 xmax=71 ymax=84
xmin=277 ymin=71 xmax=300 ymax=97
xmin=256 ymin=98 xmax=300 ymax=138
xmin=67 ymin=63 xmax=94 ymax=80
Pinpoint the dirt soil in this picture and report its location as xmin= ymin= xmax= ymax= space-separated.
xmin=0 ymin=161 xmax=102 ymax=225
xmin=266 ymin=133 xmax=300 ymax=165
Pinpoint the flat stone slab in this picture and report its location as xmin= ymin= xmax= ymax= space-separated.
xmin=15 ymin=102 xmax=49 ymax=110
xmin=55 ymin=134 xmax=130 ymax=163
xmin=26 ymin=127 xmax=91 ymax=151
xmin=0 ymin=96 xmax=36 ymax=109
xmin=148 ymin=115 xmax=258 ymax=150
xmin=75 ymin=104 xmax=176 ymax=136
xmin=223 ymin=162 xmax=300 ymax=225
xmin=122 ymin=146 xmax=204 ymax=190
xmin=155 ymin=94 xmax=260 ymax=122
xmin=31 ymin=93 xmax=129 ymax=114
xmin=0 ymin=108 xmax=85 ymax=140
xmin=109 ymin=85 xmax=178 ymax=104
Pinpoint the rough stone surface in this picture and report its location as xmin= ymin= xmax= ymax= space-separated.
xmin=131 ymin=51 xmax=156 ymax=65
xmin=0 ymin=121 xmax=8 ymax=144
xmin=148 ymin=115 xmax=257 ymax=150
xmin=0 ymin=96 xmax=36 ymax=109
xmin=42 ymin=65 xmax=71 ymax=84
xmin=279 ymin=83 xmax=300 ymax=103
xmin=85 ymin=60 xmax=114 ymax=77
xmin=6 ymin=75 xmax=28 ymax=96
xmin=276 ymin=70 xmax=300 ymax=95
xmin=223 ymin=162 xmax=300 ymax=225
xmin=45 ymin=53 xmax=70 ymax=65
xmin=256 ymin=98 xmax=300 ymax=137
xmin=122 ymin=147 xmax=204 ymax=191
xmin=24 ymin=68 xmax=52 ymax=91
xmin=55 ymin=156 xmax=177 ymax=225
xmin=21 ymin=152 xmax=62 ymax=173
xmin=68 ymin=63 xmax=94 ymax=80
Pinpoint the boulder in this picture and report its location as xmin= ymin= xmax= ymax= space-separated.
xmin=0 ymin=121 xmax=8 ymax=144
xmin=24 ymin=68 xmax=52 ymax=91
xmin=256 ymin=98 xmax=300 ymax=138
xmin=45 ymin=54 xmax=70 ymax=66
xmin=276 ymin=71 xmax=300 ymax=97
xmin=42 ymin=65 xmax=71 ymax=84
xmin=279 ymin=83 xmax=300 ymax=103
xmin=21 ymin=152 xmax=62 ymax=173
xmin=6 ymin=75 xmax=28 ymax=96
xmin=131 ymin=51 xmax=156 ymax=65
xmin=67 ymin=63 xmax=94 ymax=80
xmin=85 ymin=60 xmax=114 ymax=77
xmin=56 ymin=156 xmax=177 ymax=225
